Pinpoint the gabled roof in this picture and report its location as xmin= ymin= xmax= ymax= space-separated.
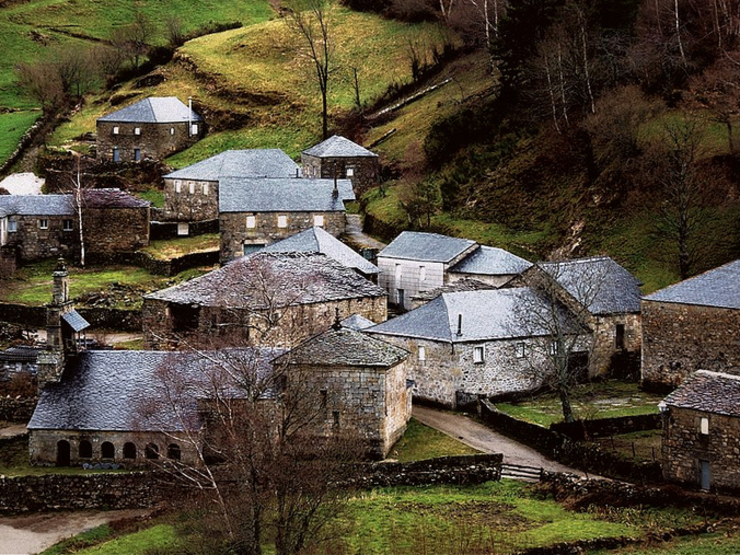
xmin=28 ymin=348 xmax=283 ymax=432
xmin=340 ymin=313 xmax=376 ymax=331
xmin=302 ymin=135 xmax=378 ymax=158
xmin=539 ymin=256 xmax=642 ymax=315
xmin=378 ymin=232 xmax=477 ymax=264
xmin=277 ymin=327 xmax=407 ymax=368
xmin=81 ymin=188 xmax=150 ymax=209
xmin=262 ymin=227 xmax=378 ymax=275
xmin=98 ymin=97 xmax=202 ymax=124
xmin=644 ymin=259 xmax=740 ymax=310
xmin=661 ymin=370 xmax=740 ymax=417
xmin=145 ymin=252 xmax=385 ymax=307
xmin=367 ymin=288 xmax=580 ymax=343
xmin=164 ymin=149 xmax=300 ymax=181
xmin=450 ymin=246 xmax=532 ymax=276
xmin=0 ymin=195 xmax=74 ymax=217
xmin=62 ymin=310 xmax=89 ymax=333
xmin=218 ymin=178 xmax=355 ymax=213
xmin=0 ymin=345 xmax=41 ymax=363
xmin=411 ymin=278 xmax=495 ymax=303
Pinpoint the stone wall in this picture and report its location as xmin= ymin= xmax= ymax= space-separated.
xmin=97 ymin=121 xmax=204 ymax=162
xmin=220 ymin=211 xmax=347 ymax=262
xmin=551 ymin=413 xmax=661 ymax=441
xmin=301 ymin=154 xmax=379 ymax=195
xmin=641 ymin=300 xmax=740 ymax=390
xmin=355 ymin=454 xmax=503 ymax=487
xmin=83 ymin=206 xmax=150 ymax=253
xmin=0 ymin=302 xmax=141 ymax=332
xmin=662 ymin=406 xmax=740 ymax=493
xmin=377 ymin=259 xmax=446 ymax=310
xmin=150 ymin=219 xmax=218 ymax=240
xmin=86 ymin=249 xmax=219 ymax=277
xmin=6 ymin=214 xmax=78 ymax=261
xmin=0 ymin=397 xmax=37 ymax=422
xmin=162 ymin=178 xmax=219 ymax=221
xmin=590 ymin=313 xmax=641 ymax=377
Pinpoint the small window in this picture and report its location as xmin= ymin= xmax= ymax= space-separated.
xmin=39 ymin=219 xmax=48 ymax=230
xmin=246 ymin=215 xmax=256 ymax=229
xmin=616 ymin=324 xmax=626 ymax=350
xmin=332 ymin=411 xmax=340 ymax=428
xmin=191 ymin=124 xmax=199 ymax=135
xmin=123 ymin=442 xmax=137 ymax=459
xmin=320 ymin=390 xmax=328 ymax=409
xmin=174 ymin=180 xmax=182 ymax=193
xmin=62 ymin=219 xmax=73 ymax=231
xmin=313 ymin=214 xmax=325 ymax=227
xmin=167 ymin=443 xmax=181 ymax=460
xmin=395 ymin=264 xmax=402 ymax=281
xmin=700 ymin=417 xmax=709 ymax=435
xmin=145 ymin=443 xmax=160 ymax=460
xmin=134 ymin=148 xmax=141 ymax=161
xmin=134 ymin=127 xmax=141 ymax=135
xmin=8 ymin=218 xmax=17 ymax=232
xmin=177 ymin=222 xmax=189 ymax=236
xmin=79 ymin=440 xmax=92 ymax=459
xmin=277 ymin=215 xmax=288 ymax=228
xmin=346 ymin=167 xmax=354 ymax=177
xmin=419 ymin=266 xmax=426 ymax=282
xmin=516 ymin=342 xmax=526 ymax=358
xmin=203 ymin=182 xmax=209 ymax=196
xmin=112 ymin=148 xmax=120 ymax=162
xmin=101 ymin=441 xmax=115 ymax=459
xmin=418 ymin=345 xmax=426 ymax=362
xmin=113 ymin=126 xmax=119 ymax=135
xmin=549 ymin=340 xmax=559 ymax=356
xmin=473 ymin=346 xmax=484 ymax=364
xmin=189 ymin=182 xmax=195 ymax=194
xmin=170 ymin=127 xmax=175 ymax=135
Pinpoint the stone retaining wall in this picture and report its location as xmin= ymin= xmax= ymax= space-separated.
xmin=551 ymin=413 xmax=661 ymax=441
xmin=86 ymin=249 xmax=219 ymax=277
xmin=150 ymin=219 xmax=219 ymax=241
xmin=0 ymin=397 xmax=36 ymax=422
xmin=357 ymin=453 xmax=503 ymax=487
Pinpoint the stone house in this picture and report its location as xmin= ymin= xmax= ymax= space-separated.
xmin=641 ymin=259 xmax=740 ymax=391
xmin=142 ymin=252 xmax=387 ymax=350
xmin=301 ymin=135 xmax=379 ymax=194
xmin=0 ymin=190 xmax=150 ymax=262
xmin=262 ymin=226 xmax=379 ymax=280
xmin=365 ymin=288 xmax=588 ymax=408
xmin=162 ymin=149 xmax=300 ymax=223
xmin=96 ymin=97 xmax=204 ymax=162
xmin=218 ymin=177 xmax=354 ymax=262
xmin=660 ymin=370 xmax=740 ymax=492
xmin=377 ymin=231 xmax=531 ymax=311
xmin=512 ymin=256 xmax=642 ymax=377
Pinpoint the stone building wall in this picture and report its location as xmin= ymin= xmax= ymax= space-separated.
xmin=162 ymin=177 xmax=219 ymax=222
xmin=97 ymin=121 xmax=204 ymax=162
xmin=590 ymin=313 xmax=641 ymax=377
xmin=220 ymin=210 xmax=347 ymax=262
xmin=641 ymin=301 xmax=740 ymax=390
xmin=142 ymin=295 xmax=388 ymax=350
xmin=6 ymin=214 xmax=78 ymax=261
xmin=83 ymin=206 xmax=150 ymax=253
xmin=662 ymin=407 xmax=740 ymax=492
xmin=30 ymin=429 xmax=199 ymax=468
xmin=301 ymin=154 xmax=378 ymax=195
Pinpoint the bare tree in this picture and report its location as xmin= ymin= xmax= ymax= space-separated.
xmin=70 ymin=152 xmax=86 ymax=267
xmin=111 ymin=11 xmax=155 ymax=70
xmin=15 ymin=60 xmax=66 ymax=114
xmin=285 ymin=0 xmax=334 ymax=140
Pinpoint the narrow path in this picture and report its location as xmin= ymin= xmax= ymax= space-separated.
xmin=413 ymin=405 xmax=592 ymax=477
xmin=343 ymin=214 xmax=386 ymax=252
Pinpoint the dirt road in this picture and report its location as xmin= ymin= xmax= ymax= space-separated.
xmin=413 ymin=405 xmax=589 ymax=476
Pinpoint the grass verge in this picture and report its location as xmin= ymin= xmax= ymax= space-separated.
xmin=390 ymin=417 xmax=480 ymax=462
xmin=140 ymin=234 xmax=220 ymax=261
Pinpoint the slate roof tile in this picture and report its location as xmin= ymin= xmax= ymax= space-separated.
xmin=340 ymin=313 xmax=376 ymax=331
xmin=164 ymin=149 xmax=300 ymax=181
xmin=218 ymin=178 xmax=354 ymax=213
xmin=378 ymin=231 xmax=477 ymax=264
xmin=643 ymin=259 xmax=740 ymax=310
xmin=0 ymin=195 xmax=74 ymax=217
xmin=302 ymin=135 xmax=378 ymax=158
xmin=98 ymin=97 xmax=202 ymax=124
xmin=62 ymin=310 xmax=90 ymax=333
xmin=81 ymin=188 xmax=150 ymax=209
xmin=450 ymin=245 xmax=532 ymax=276
xmin=661 ymin=370 xmax=740 ymax=417
xmin=411 ymin=278 xmax=495 ymax=303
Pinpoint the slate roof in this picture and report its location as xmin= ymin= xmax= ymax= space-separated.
xmin=302 ymin=135 xmax=378 ymax=158
xmin=277 ymin=327 xmax=407 ymax=368
xmin=643 ymin=259 xmax=740 ymax=310
xmin=62 ymin=310 xmax=90 ymax=333
xmin=82 ymin=188 xmax=150 ymax=209
xmin=145 ymin=252 xmax=386 ymax=308
xmin=367 ymin=288 xmax=580 ymax=343
xmin=0 ymin=195 xmax=74 ymax=217
xmin=660 ymin=370 xmax=740 ymax=417
xmin=539 ymin=256 xmax=642 ymax=315
xmin=450 ymin=246 xmax=532 ymax=276
xmin=218 ymin=178 xmax=355 ymax=213
xmin=411 ymin=278 xmax=495 ymax=303
xmin=340 ymin=313 xmax=376 ymax=331
xmin=28 ymin=348 xmax=284 ymax=432
xmin=262 ymin=227 xmax=378 ymax=275
xmin=164 ymin=149 xmax=300 ymax=181
xmin=98 ymin=97 xmax=202 ymax=124
xmin=378 ymin=232 xmax=477 ymax=264
xmin=0 ymin=345 xmax=41 ymax=363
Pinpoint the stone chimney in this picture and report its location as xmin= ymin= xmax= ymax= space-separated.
xmin=37 ymin=258 xmax=73 ymax=391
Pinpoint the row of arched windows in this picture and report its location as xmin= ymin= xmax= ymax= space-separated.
xmin=56 ymin=439 xmax=181 ymax=466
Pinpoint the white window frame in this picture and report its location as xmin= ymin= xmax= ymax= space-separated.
xmin=62 ymin=219 xmax=73 ymax=231
xmin=191 ymin=124 xmax=199 ymax=135
xmin=174 ymin=180 xmax=182 ymax=193
xmin=39 ymin=218 xmax=48 ymax=230
xmin=419 ymin=265 xmax=426 ymax=282
xmin=177 ymin=222 xmax=189 ymax=236
xmin=346 ymin=167 xmax=354 ymax=177
xmin=418 ymin=345 xmax=426 ymax=362
xmin=700 ymin=417 xmax=709 ymax=435
xmin=246 ymin=215 xmax=256 ymax=229
xmin=8 ymin=218 xmax=17 ymax=233
xmin=473 ymin=346 xmax=485 ymax=364
xmin=549 ymin=340 xmax=559 ymax=356
xmin=277 ymin=215 xmax=288 ymax=228
xmin=203 ymin=182 xmax=209 ymax=196
xmin=134 ymin=127 xmax=141 ymax=135
xmin=189 ymin=182 xmax=195 ymax=195
xmin=112 ymin=126 xmax=119 ymax=135
xmin=313 ymin=214 xmax=325 ymax=227
xmin=170 ymin=127 xmax=175 ymax=135
xmin=516 ymin=342 xmax=526 ymax=358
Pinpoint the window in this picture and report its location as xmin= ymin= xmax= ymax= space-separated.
xmin=473 ymin=346 xmax=484 ymax=364
xmin=515 ymin=342 xmax=526 ymax=358
xmin=167 ymin=443 xmax=181 ymax=460
xmin=79 ymin=440 xmax=92 ymax=459
xmin=174 ymin=180 xmax=182 ymax=193
xmin=397 ymin=289 xmax=405 ymax=307
xmin=700 ymin=417 xmax=709 ymax=435
xmin=39 ymin=219 xmax=48 ymax=230
xmin=113 ymin=126 xmax=119 ymax=135
xmin=243 ymin=243 xmax=265 ymax=255
xmin=8 ymin=218 xmax=17 ymax=232
xmin=170 ymin=127 xmax=175 ymax=135
xmin=320 ymin=390 xmax=328 ymax=409
xmin=418 ymin=345 xmax=426 ymax=362
xmin=134 ymin=127 xmax=141 ymax=135
xmin=313 ymin=214 xmax=325 ymax=227
xmin=62 ymin=219 xmax=73 ymax=231
xmin=112 ymin=148 xmax=120 ymax=162
xmin=615 ymin=324 xmax=626 ymax=350
xmin=191 ymin=124 xmax=199 ymax=135
xmin=277 ymin=215 xmax=288 ymax=228
xmin=189 ymin=182 xmax=195 ymax=194
xmin=101 ymin=442 xmax=115 ymax=459
xmin=346 ymin=167 xmax=354 ymax=177
xmin=203 ymin=182 xmax=209 ymax=196
xmin=134 ymin=148 xmax=141 ymax=161
xmin=246 ymin=215 xmax=256 ymax=229
xmin=419 ymin=266 xmax=426 ymax=282
xmin=395 ymin=264 xmax=402 ymax=282
xmin=123 ymin=442 xmax=137 ymax=459
xmin=549 ymin=340 xmax=559 ymax=356
xmin=177 ymin=223 xmax=189 ymax=236
xmin=145 ymin=443 xmax=160 ymax=460
xmin=332 ymin=411 xmax=340 ymax=428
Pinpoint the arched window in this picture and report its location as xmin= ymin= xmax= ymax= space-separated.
xmin=123 ymin=442 xmax=137 ymax=459
xmin=79 ymin=440 xmax=92 ymax=458
xmin=145 ymin=443 xmax=160 ymax=460
xmin=167 ymin=443 xmax=181 ymax=460
xmin=56 ymin=440 xmax=70 ymax=467
xmin=101 ymin=442 xmax=115 ymax=459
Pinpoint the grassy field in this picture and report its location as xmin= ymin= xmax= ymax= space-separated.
xmin=588 ymin=525 xmax=740 ymax=554
xmin=593 ymin=429 xmax=662 ymax=463
xmin=40 ymin=524 xmax=178 ymax=555
xmin=390 ymin=418 xmax=480 ymax=461
xmin=140 ymin=233 xmax=219 ymax=260
xmin=495 ymin=381 xmax=664 ymax=427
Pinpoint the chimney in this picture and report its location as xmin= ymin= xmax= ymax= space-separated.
xmin=456 ymin=314 xmax=463 ymax=336
xmin=332 ymin=173 xmax=339 ymax=200
xmin=295 ymin=167 xmax=299 ymax=178
xmin=188 ymin=96 xmax=193 ymax=137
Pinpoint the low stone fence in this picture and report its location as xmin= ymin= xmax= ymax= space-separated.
xmin=0 ymin=302 xmax=141 ymax=331
xmin=0 ymin=397 xmax=36 ymax=422
xmin=87 ymin=249 xmax=219 ymax=277
xmin=480 ymin=400 xmax=663 ymax=484
xmin=150 ymin=219 xmax=219 ymax=240
xmin=356 ymin=453 xmax=503 ymax=487
xmin=550 ymin=413 xmax=662 ymax=441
